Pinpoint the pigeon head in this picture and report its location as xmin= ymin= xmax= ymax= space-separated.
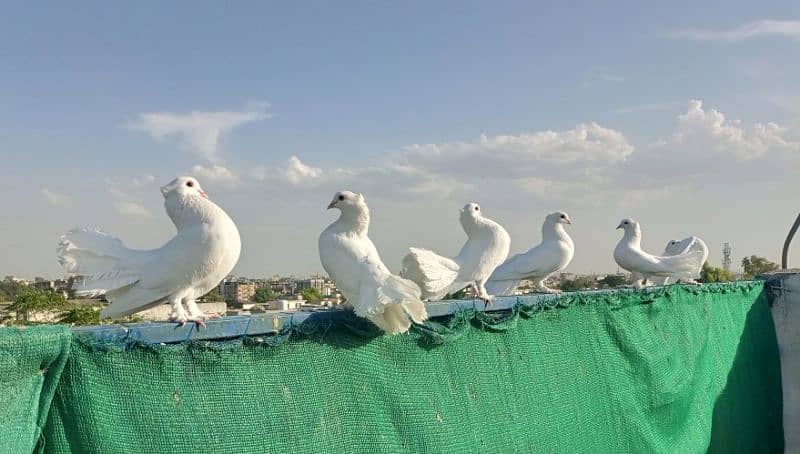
xmin=667 ymin=240 xmax=678 ymax=247
xmin=327 ymin=190 xmax=365 ymax=212
xmin=461 ymin=202 xmax=481 ymax=217
xmin=546 ymin=211 xmax=572 ymax=225
xmin=616 ymin=218 xmax=640 ymax=234
xmin=459 ymin=202 xmax=483 ymax=232
xmin=161 ymin=176 xmax=208 ymax=200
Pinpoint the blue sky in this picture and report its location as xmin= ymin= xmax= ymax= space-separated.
xmin=2 ymin=2 xmax=800 ymax=278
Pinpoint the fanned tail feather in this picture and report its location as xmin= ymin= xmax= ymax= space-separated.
xmin=356 ymin=260 xmax=429 ymax=335
xmin=654 ymin=237 xmax=708 ymax=285
xmin=401 ymin=247 xmax=459 ymax=301
xmin=661 ymin=249 xmax=705 ymax=280
xmin=57 ymin=227 xmax=143 ymax=298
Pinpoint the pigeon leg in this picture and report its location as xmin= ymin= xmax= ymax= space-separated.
xmin=467 ymin=283 xmax=478 ymax=298
xmin=476 ymin=281 xmax=494 ymax=306
xmin=168 ymin=297 xmax=190 ymax=325
xmin=184 ymin=299 xmax=212 ymax=327
xmin=633 ymin=278 xmax=652 ymax=290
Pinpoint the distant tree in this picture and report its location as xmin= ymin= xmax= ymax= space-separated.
xmin=252 ymin=287 xmax=277 ymax=303
xmin=7 ymin=288 xmax=68 ymax=323
xmin=301 ymin=288 xmax=322 ymax=302
xmin=741 ymin=255 xmax=778 ymax=279
xmin=700 ymin=262 xmax=732 ymax=283
xmin=201 ymin=287 xmax=222 ymax=302
xmin=558 ymin=276 xmax=598 ymax=292
xmin=598 ymin=274 xmax=628 ymax=288
xmin=0 ymin=280 xmax=26 ymax=302
xmin=58 ymin=305 xmax=101 ymax=326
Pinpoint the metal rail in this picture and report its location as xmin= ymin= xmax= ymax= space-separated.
xmin=783 ymin=213 xmax=800 ymax=269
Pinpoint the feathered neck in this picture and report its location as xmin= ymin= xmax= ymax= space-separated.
xmin=335 ymin=203 xmax=370 ymax=236
xmin=164 ymin=194 xmax=220 ymax=231
xmin=460 ymin=212 xmax=479 ymax=236
xmin=621 ymin=226 xmax=642 ymax=248
xmin=542 ymin=221 xmax=571 ymax=243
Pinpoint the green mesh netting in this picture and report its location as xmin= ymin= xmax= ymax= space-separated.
xmin=0 ymin=282 xmax=783 ymax=453
xmin=0 ymin=325 xmax=71 ymax=453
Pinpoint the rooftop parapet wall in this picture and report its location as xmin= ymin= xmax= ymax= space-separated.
xmin=0 ymin=282 xmax=784 ymax=453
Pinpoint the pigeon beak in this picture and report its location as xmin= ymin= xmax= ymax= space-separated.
xmin=160 ymin=186 xmax=169 ymax=198
xmin=198 ymin=190 xmax=208 ymax=199
xmin=565 ymin=219 xmax=573 ymax=225
xmin=616 ymin=223 xmax=623 ymax=229
xmin=327 ymin=201 xmax=337 ymax=210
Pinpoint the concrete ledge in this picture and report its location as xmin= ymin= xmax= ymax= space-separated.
xmin=70 ymin=287 xmax=653 ymax=345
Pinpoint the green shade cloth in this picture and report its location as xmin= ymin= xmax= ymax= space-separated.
xmin=0 ymin=282 xmax=784 ymax=453
xmin=0 ymin=325 xmax=71 ymax=453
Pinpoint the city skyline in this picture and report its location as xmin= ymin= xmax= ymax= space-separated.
xmin=2 ymin=3 xmax=800 ymax=279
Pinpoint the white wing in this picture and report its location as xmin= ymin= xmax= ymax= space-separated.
xmin=102 ymin=226 xmax=213 ymax=318
xmin=455 ymin=220 xmax=511 ymax=284
xmin=491 ymin=242 xmax=563 ymax=280
xmin=401 ymin=247 xmax=460 ymax=301
xmin=627 ymin=249 xmax=705 ymax=279
xmin=653 ymin=236 xmax=708 ymax=285
xmin=320 ymin=228 xmax=428 ymax=334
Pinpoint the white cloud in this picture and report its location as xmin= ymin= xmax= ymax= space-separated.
xmin=674 ymin=99 xmax=790 ymax=159
xmin=669 ymin=19 xmax=800 ymax=42
xmin=130 ymin=175 xmax=156 ymax=188
xmin=126 ymin=103 xmax=270 ymax=162
xmin=582 ymin=73 xmax=627 ymax=87
xmin=284 ymin=156 xmax=322 ymax=185
xmin=625 ymin=99 xmax=800 ymax=187
xmin=192 ymin=164 xmax=239 ymax=186
xmin=103 ymin=177 xmax=154 ymax=217
xmin=250 ymin=156 xmax=324 ymax=185
xmin=272 ymin=100 xmax=800 ymax=205
xmin=40 ymin=187 xmax=71 ymax=207
xmin=390 ymin=123 xmax=633 ymax=199
xmin=114 ymin=200 xmax=151 ymax=217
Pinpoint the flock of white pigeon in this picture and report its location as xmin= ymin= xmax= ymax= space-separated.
xmin=56 ymin=176 xmax=710 ymax=334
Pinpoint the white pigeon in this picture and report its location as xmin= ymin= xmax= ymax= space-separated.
xmin=486 ymin=211 xmax=574 ymax=295
xmin=402 ymin=202 xmax=510 ymax=303
xmin=613 ymin=218 xmax=704 ymax=289
xmin=318 ymin=191 xmax=428 ymax=334
xmin=650 ymin=236 xmax=709 ymax=285
xmin=57 ymin=176 xmax=241 ymax=325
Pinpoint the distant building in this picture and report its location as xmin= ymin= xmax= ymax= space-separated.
xmin=221 ymin=280 xmax=256 ymax=304
xmin=4 ymin=276 xmax=28 ymax=285
xmin=30 ymin=280 xmax=56 ymax=291
xmin=297 ymin=276 xmax=326 ymax=293
xmin=559 ymin=272 xmax=577 ymax=282
xmin=268 ymin=277 xmax=297 ymax=296
xmin=274 ymin=299 xmax=303 ymax=311
xmin=53 ymin=279 xmax=73 ymax=296
xmin=321 ymin=281 xmax=336 ymax=297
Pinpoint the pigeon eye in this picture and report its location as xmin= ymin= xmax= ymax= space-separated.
xmin=560 ymin=214 xmax=565 ymax=219
xmin=474 ymin=206 xmax=479 ymax=211
xmin=186 ymin=181 xmax=194 ymax=188
xmin=338 ymin=195 xmax=345 ymax=201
